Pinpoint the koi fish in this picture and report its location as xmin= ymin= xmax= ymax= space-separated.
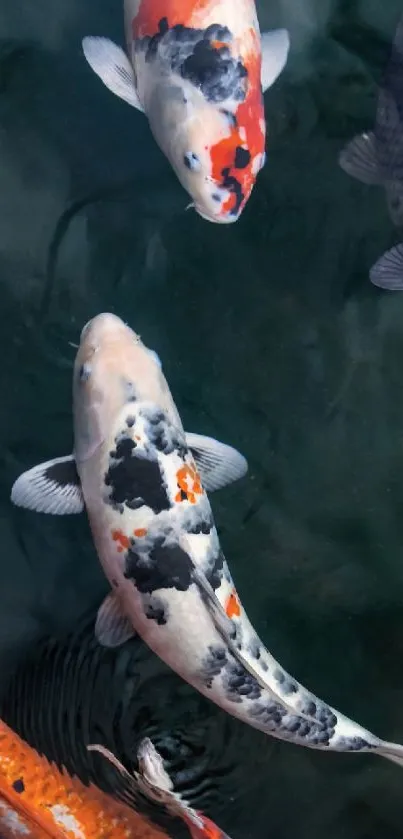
xmin=339 ymin=13 xmax=403 ymax=289
xmin=81 ymin=0 xmax=290 ymax=223
xmin=88 ymin=738 xmax=232 ymax=839
xmin=0 ymin=718 xmax=168 ymax=839
xmin=10 ymin=312 xmax=403 ymax=766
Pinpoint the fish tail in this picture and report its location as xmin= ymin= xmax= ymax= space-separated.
xmin=377 ymin=741 xmax=403 ymax=768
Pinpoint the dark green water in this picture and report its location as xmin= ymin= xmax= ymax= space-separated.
xmin=1 ymin=1 xmax=403 ymax=837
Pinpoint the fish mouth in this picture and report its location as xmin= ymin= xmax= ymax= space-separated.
xmin=194 ymin=205 xmax=239 ymax=224
xmin=80 ymin=313 xmax=137 ymax=344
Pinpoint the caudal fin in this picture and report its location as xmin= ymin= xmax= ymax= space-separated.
xmin=378 ymin=740 xmax=403 ymax=768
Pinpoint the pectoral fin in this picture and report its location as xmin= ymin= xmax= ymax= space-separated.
xmin=82 ymin=36 xmax=144 ymax=111
xmin=10 ymin=455 xmax=84 ymax=514
xmin=185 ymin=432 xmax=248 ymax=492
xmin=87 ymin=744 xmax=141 ymax=810
xmin=370 ymin=243 xmax=403 ymax=291
xmin=339 ymin=131 xmax=382 ymax=185
xmin=95 ymin=591 xmax=136 ymax=648
xmin=261 ymin=29 xmax=290 ymax=92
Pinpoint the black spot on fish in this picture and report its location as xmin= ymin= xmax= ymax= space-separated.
xmin=248 ymin=637 xmax=262 ymax=661
xmin=182 ymin=506 xmax=214 ymax=536
xmin=223 ymin=661 xmax=262 ymax=702
xmin=181 ymin=39 xmax=246 ymax=103
xmin=136 ymin=21 xmax=248 ymax=105
xmin=79 ymin=363 xmax=91 ymax=382
xmin=126 ymin=416 xmax=135 ymax=428
xmin=249 ymin=704 xmax=334 ymax=746
xmin=221 ymin=167 xmax=244 ymax=217
xmin=201 ymin=645 xmax=228 ymax=688
xmin=275 ymin=668 xmax=298 ymax=696
xmin=282 ymin=679 xmax=298 ymax=696
xmin=317 ymin=706 xmax=337 ymax=728
xmin=158 ymin=17 xmax=169 ymax=34
xmin=12 ymin=779 xmax=24 ymax=793
xmin=183 ymin=151 xmax=201 ymax=171
xmin=187 ymin=519 xmax=213 ymax=535
xmin=124 ymin=380 xmax=137 ymax=402
xmin=220 ymin=108 xmax=237 ymax=127
xmin=145 ymin=597 xmax=167 ymax=626
xmin=336 ymin=736 xmax=374 ymax=752
xmin=105 ymin=434 xmax=170 ymax=514
xmin=249 ymin=701 xmax=286 ymax=729
xmin=205 ymin=549 xmax=224 ymax=590
xmin=124 ymin=540 xmax=194 ymax=594
xmin=212 ymin=193 xmax=221 ymax=202
xmin=234 ymin=146 xmax=251 ymax=169
xmin=141 ymin=406 xmax=187 ymax=457
xmin=301 ymin=700 xmax=317 ymax=717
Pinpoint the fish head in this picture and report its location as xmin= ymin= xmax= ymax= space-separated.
xmin=147 ymin=80 xmax=266 ymax=224
xmin=73 ymin=313 xmax=175 ymax=463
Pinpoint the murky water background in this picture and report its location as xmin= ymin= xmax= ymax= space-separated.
xmin=1 ymin=1 xmax=403 ymax=837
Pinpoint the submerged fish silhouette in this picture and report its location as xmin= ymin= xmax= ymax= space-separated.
xmin=339 ymin=12 xmax=403 ymax=289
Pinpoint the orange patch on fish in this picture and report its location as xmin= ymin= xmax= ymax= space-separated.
xmin=210 ymin=32 xmax=265 ymax=217
xmin=225 ymin=590 xmax=241 ymax=619
xmin=111 ymin=529 xmax=130 ymax=550
xmin=175 ymin=464 xmax=203 ymax=504
xmin=132 ymin=0 xmax=213 ymax=39
xmin=134 ymin=528 xmax=147 ymax=538
xmin=0 ymin=720 xmax=168 ymax=839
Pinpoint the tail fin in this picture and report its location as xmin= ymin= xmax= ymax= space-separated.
xmin=378 ymin=740 xmax=403 ymax=768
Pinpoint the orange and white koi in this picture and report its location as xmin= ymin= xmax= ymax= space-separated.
xmin=88 ymin=738 xmax=232 ymax=839
xmin=0 ymin=718 xmax=167 ymax=839
xmin=82 ymin=0 xmax=290 ymax=223
xmin=10 ymin=313 xmax=403 ymax=767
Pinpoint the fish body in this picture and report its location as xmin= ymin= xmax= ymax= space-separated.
xmin=10 ymin=312 xmax=403 ymax=766
xmin=339 ymin=13 xmax=403 ymax=288
xmin=82 ymin=1 xmax=290 ymax=222
xmin=0 ymin=718 xmax=167 ymax=839
xmin=89 ymin=739 xmax=232 ymax=839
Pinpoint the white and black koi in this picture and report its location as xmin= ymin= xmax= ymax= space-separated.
xmin=10 ymin=313 xmax=403 ymax=767
xmin=339 ymin=12 xmax=403 ymax=290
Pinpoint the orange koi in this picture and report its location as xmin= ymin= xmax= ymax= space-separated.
xmin=0 ymin=720 xmax=167 ymax=839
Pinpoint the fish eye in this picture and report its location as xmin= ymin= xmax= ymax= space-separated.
xmin=79 ymin=362 xmax=91 ymax=382
xmin=183 ymin=152 xmax=201 ymax=172
xmin=148 ymin=349 xmax=162 ymax=368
